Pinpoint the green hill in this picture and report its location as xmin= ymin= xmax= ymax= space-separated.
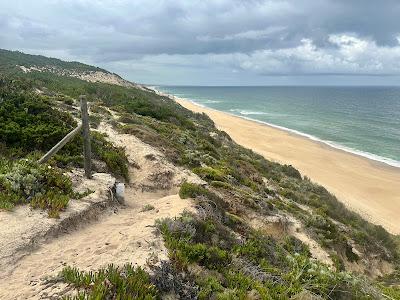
xmin=0 ymin=48 xmax=106 ymax=75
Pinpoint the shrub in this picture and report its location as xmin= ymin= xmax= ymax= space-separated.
xmin=89 ymin=114 xmax=102 ymax=128
xmin=61 ymin=264 xmax=158 ymax=299
xmin=378 ymin=284 xmax=400 ymax=299
xmin=31 ymin=191 xmax=69 ymax=218
xmin=210 ymin=180 xmax=231 ymax=189
xmin=0 ymin=159 xmax=72 ymax=216
xmin=91 ymin=132 xmax=130 ymax=182
xmin=63 ymin=98 xmax=74 ymax=105
xmin=280 ymin=164 xmax=302 ymax=179
xmin=223 ymin=271 xmax=255 ymax=297
xmin=141 ymin=204 xmax=155 ymax=212
xmin=90 ymin=103 xmax=112 ymax=116
xmin=193 ymin=166 xmax=224 ymax=181
xmin=283 ymin=236 xmax=311 ymax=257
xmin=284 ymin=253 xmax=378 ymax=299
xmin=157 ymin=216 xmax=231 ymax=271
xmin=235 ymin=234 xmax=286 ymax=268
xmin=0 ymin=80 xmax=77 ymax=156
xmin=151 ymin=261 xmax=198 ymax=299
xmin=179 ymin=182 xmax=209 ymax=199
xmin=197 ymin=276 xmax=224 ymax=300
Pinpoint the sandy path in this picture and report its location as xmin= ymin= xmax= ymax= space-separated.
xmin=175 ymin=99 xmax=400 ymax=235
xmin=0 ymin=190 xmax=191 ymax=299
xmin=0 ymin=122 xmax=200 ymax=299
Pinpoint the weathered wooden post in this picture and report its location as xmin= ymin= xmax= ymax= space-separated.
xmin=80 ymin=95 xmax=92 ymax=179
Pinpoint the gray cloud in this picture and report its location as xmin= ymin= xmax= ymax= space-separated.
xmin=1 ymin=0 xmax=400 ymax=84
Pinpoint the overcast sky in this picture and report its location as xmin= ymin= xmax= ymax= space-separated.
xmin=1 ymin=0 xmax=400 ymax=85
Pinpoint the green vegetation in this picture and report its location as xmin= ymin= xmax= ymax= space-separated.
xmin=0 ymin=49 xmax=105 ymax=74
xmin=279 ymin=177 xmax=398 ymax=260
xmin=179 ymin=182 xmax=211 ymax=199
xmin=156 ymin=209 xmax=382 ymax=299
xmin=91 ymin=132 xmax=130 ymax=182
xmin=0 ymin=158 xmax=72 ymax=217
xmin=0 ymin=78 xmax=77 ymax=157
xmin=0 ymin=54 xmax=130 ymax=215
xmin=0 ymin=77 xmax=130 ymax=181
xmin=141 ymin=204 xmax=155 ymax=212
xmin=60 ymin=264 xmax=158 ymax=299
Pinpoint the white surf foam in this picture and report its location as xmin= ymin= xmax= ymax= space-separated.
xmin=149 ymin=87 xmax=400 ymax=169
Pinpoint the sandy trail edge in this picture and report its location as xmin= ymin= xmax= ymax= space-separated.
xmin=0 ymin=123 xmax=201 ymax=299
xmin=174 ymin=98 xmax=400 ymax=235
xmin=0 ymin=190 xmax=191 ymax=299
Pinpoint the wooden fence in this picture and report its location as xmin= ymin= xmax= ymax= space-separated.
xmin=38 ymin=95 xmax=92 ymax=179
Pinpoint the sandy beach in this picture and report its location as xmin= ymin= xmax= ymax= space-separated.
xmin=172 ymin=97 xmax=400 ymax=235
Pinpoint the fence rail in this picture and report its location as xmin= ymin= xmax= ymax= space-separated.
xmin=38 ymin=96 xmax=92 ymax=179
xmin=38 ymin=123 xmax=83 ymax=164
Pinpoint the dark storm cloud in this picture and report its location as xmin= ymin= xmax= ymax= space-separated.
xmin=1 ymin=0 xmax=400 ymax=84
xmin=321 ymin=0 xmax=400 ymax=46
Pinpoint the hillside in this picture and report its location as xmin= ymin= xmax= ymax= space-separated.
xmin=0 ymin=49 xmax=399 ymax=299
xmin=0 ymin=49 xmax=137 ymax=88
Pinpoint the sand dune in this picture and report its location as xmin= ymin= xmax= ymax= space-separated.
xmin=175 ymin=98 xmax=400 ymax=235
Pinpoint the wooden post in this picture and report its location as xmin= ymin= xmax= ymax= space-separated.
xmin=80 ymin=95 xmax=92 ymax=179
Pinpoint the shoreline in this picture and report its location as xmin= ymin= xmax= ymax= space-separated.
xmin=194 ymin=99 xmax=400 ymax=172
xmin=150 ymin=86 xmax=400 ymax=170
xmin=222 ymin=110 xmax=400 ymax=170
xmin=150 ymin=87 xmax=400 ymax=235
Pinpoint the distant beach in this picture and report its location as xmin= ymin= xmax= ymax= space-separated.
xmin=154 ymin=86 xmax=400 ymax=169
xmin=151 ymin=87 xmax=400 ymax=235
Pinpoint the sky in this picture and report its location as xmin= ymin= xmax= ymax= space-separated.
xmin=1 ymin=0 xmax=400 ymax=85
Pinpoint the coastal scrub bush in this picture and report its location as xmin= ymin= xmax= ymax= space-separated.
xmin=157 ymin=218 xmax=231 ymax=271
xmin=280 ymin=164 xmax=302 ymax=179
xmin=0 ymin=158 xmax=72 ymax=217
xmin=91 ymin=132 xmax=130 ymax=182
xmin=281 ymin=176 xmax=399 ymax=259
xmin=283 ymin=253 xmax=378 ymax=298
xmin=157 ymin=211 xmax=387 ymax=299
xmin=0 ymin=78 xmax=130 ymax=182
xmin=30 ymin=191 xmax=69 ymax=218
xmin=88 ymin=113 xmax=102 ymax=128
xmin=0 ymin=78 xmax=77 ymax=157
xmin=179 ymin=182 xmax=209 ymax=199
xmin=175 ymin=242 xmax=230 ymax=270
xmin=90 ymin=103 xmax=112 ymax=116
xmin=61 ymin=264 xmax=158 ymax=299
xmin=63 ymin=97 xmax=74 ymax=106
xmin=54 ymin=132 xmax=131 ymax=181
xmin=192 ymin=166 xmax=224 ymax=181
xmin=151 ymin=261 xmax=199 ymax=299
xmin=197 ymin=276 xmax=224 ymax=299
xmin=234 ymin=233 xmax=287 ymax=268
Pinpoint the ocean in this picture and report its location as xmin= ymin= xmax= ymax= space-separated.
xmin=155 ymin=86 xmax=400 ymax=168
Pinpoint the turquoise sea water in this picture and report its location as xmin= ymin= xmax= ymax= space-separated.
xmin=155 ymin=86 xmax=400 ymax=168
